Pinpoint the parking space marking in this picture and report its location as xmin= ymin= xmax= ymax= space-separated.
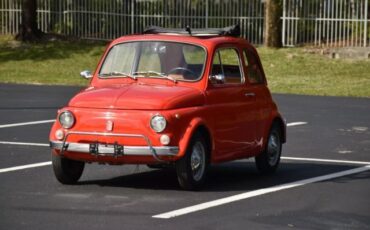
xmin=0 ymin=161 xmax=51 ymax=174
xmin=0 ymin=141 xmax=49 ymax=147
xmin=0 ymin=121 xmax=307 ymax=148
xmin=287 ymin=122 xmax=308 ymax=127
xmin=1 ymin=153 xmax=369 ymax=175
xmin=153 ymin=164 xmax=370 ymax=219
xmin=282 ymin=156 xmax=370 ymax=165
xmin=0 ymin=119 xmax=55 ymax=129
xmin=0 ymin=120 xmax=304 ymax=129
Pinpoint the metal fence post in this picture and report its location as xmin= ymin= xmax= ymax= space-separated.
xmin=282 ymin=0 xmax=286 ymax=46
xmin=59 ymin=0 xmax=63 ymax=34
xmin=131 ymin=0 xmax=135 ymax=34
xmin=206 ymin=0 xmax=209 ymax=28
xmin=365 ymin=0 xmax=368 ymax=47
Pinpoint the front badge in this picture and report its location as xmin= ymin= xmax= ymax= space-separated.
xmin=106 ymin=120 xmax=114 ymax=131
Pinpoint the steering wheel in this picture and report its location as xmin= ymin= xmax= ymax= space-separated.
xmin=167 ymin=67 xmax=197 ymax=80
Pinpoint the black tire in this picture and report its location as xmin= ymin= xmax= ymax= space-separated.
xmin=176 ymin=132 xmax=209 ymax=190
xmin=255 ymin=123 xmax=282 ymax=174
xmin=52 ymin=152 xmax=85 ymax=184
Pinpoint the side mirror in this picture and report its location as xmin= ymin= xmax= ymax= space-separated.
xmin=209 ymin=74 xmax=225 ymax=84
xmin=80 ymin=70 xmax=92 ymax=79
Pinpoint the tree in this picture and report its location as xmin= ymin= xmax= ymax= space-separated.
xmin=264 ymin=0 xmax=282 ymax=47
xmin=16 ymin=0 xmax=44 ymax=42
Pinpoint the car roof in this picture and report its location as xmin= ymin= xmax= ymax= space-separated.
xmin=111 ymin=33 xmax=252 ymax=50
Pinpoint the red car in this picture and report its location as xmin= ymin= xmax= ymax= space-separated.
xmin=49 ymin=25 xmax=286 ymax=190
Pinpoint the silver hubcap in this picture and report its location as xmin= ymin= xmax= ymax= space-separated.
xmin=190 ymin=142 xmax=206 ymax=181
xmin=267 ymin=131 xmax=281 ymax=166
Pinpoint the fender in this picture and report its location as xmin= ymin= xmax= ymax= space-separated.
xmin=262 ymin=110 xmax=286 ymax=151
xmin=177 ymin=117 xmax=213 ymax=159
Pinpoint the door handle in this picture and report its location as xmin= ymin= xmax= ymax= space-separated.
xmin=244 ymin=92 xmax=256 ymax=97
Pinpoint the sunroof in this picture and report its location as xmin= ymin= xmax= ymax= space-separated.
xmin=143 ymin=25 xmax=240 ymax=37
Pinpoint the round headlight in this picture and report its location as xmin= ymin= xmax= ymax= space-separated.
xmin=58 ymin=111 xmax=75 ymax=129
xmin=150 ymin=115 xmax=167 ymax=133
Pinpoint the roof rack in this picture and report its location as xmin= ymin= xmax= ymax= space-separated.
xmin=143 ymin=25 xmax=240 ymax=37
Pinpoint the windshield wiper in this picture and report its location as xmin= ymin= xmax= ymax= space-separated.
xmin=99 ymin=71 xmax=137 ymax=80
xmin=132 ymin=71 xmax=166 ymax=77
xmin=132 ymin=71 xmax=177 ymax=83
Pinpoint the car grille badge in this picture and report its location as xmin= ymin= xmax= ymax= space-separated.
xmin=106 ymin=120 xmax=114 ymax=131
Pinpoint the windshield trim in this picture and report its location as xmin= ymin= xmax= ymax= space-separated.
xmin=98 ymin=40 xmax=207 ymax=83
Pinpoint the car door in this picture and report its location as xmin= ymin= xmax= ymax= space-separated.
xmin=242 ymin=47 xmax=272 ymax=155
xmin=206 ymin=46 xmax=257 ymax=161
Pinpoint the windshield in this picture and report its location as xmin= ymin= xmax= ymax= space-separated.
xmin=99 ymin=41 xmax=206 ymax=81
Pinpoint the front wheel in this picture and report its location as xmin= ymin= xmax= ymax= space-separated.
xmin=52 ymin=152 xmax=85 ymax=184
xmin=255 ymin=123 xmax=282 ymax=174
xmin=176 ymin=132 xmax=209 ymax=190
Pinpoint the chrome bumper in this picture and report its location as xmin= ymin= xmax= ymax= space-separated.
xmin=50 ymin=131 xmax=178 ymax=161
xmin=50 ymin=141 xmax=178 ymax=156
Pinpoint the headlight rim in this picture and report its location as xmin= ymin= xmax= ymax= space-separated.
xmin=58 ymin=110 xmax=75 ymax=129
xmin=150 ymin=114 xmax=167 ymax=133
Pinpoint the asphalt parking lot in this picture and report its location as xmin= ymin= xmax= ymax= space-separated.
xmin=0 ymin=83 xmax=369 ymax=230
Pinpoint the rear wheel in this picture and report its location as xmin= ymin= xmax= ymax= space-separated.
xmin=52 ymin=152 xmax=85 ymax=184
xmin=176 ymin=132 xmax=209 ymax=190
xmin=255 ymin=123 xmax=282 ymax=174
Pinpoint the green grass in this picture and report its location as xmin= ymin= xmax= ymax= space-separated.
xmin=0 ymin=35 xmax=369 ymax=97
xmin=258 ymin=47 xmax=370 ymax=98
xmin=0 ymin=35 xmax=106 ymax=86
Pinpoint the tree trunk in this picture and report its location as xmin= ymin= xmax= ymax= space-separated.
xmin=16 ymin=0 xmax=44 ymax=42
xmin=264 ymin=0 xmax=282 ymax=47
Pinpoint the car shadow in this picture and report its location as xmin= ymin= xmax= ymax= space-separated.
xmin=77 ymin=161 xmax=365 ymax=192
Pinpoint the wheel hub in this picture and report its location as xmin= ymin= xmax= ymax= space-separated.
xmin=190 ymin=142 xmax=205 ymax=181
xmin=267 ymin=132 xmax=280 ymax=166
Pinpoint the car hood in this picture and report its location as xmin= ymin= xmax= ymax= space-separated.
xmin=68 ymin=83 xmax=205 ymax=110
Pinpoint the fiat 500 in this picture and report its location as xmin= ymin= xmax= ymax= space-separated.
xmin=49 ymin=26 xmax=286 ymax=190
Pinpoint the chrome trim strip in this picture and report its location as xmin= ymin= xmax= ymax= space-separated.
xmin=50 ymin=141 xmax=178 ymax=156
xmin=57 ymin=130 xmax=169 ymax=161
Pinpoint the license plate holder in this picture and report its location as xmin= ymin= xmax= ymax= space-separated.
xmin=89 ymin=142 xmax=124 ymax=157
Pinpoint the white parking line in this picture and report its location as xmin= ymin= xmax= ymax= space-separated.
xmin=0 ymin=120 xmax=305 ymax=129
xmin=282 ymin=156 xmax=370 ymax=165
xmin=287 ymin=122 xmax=308 ymax=127
xmin=0 ymin=161 xmax=52 ymax=174
xmin=153 ymin=164 xmax=370 ymax=219
xmin=0 ymin=119 xmax=55 ymax=129
xmin=0 ymin=121 xmax=307 ymax=148
xmin=0 ymin=141 xmax=49 ymax=147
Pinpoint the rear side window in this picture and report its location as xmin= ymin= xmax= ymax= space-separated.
xmin=211 ymin=48 xmax=243 ymax=84
xmin=243 ymin=50 xmax=265 ymax=84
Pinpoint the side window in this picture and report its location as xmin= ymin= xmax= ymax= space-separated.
xmin=243 ymin=50 xmax=264 ymax=84
xmin=211 ymin=48 xmax=242 ymax=84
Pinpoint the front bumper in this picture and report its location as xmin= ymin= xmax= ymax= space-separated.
xmin=50 ymin=141 xmax=178 ymax=156
xmin=50 ymin=130 xmax=178 ymax=161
